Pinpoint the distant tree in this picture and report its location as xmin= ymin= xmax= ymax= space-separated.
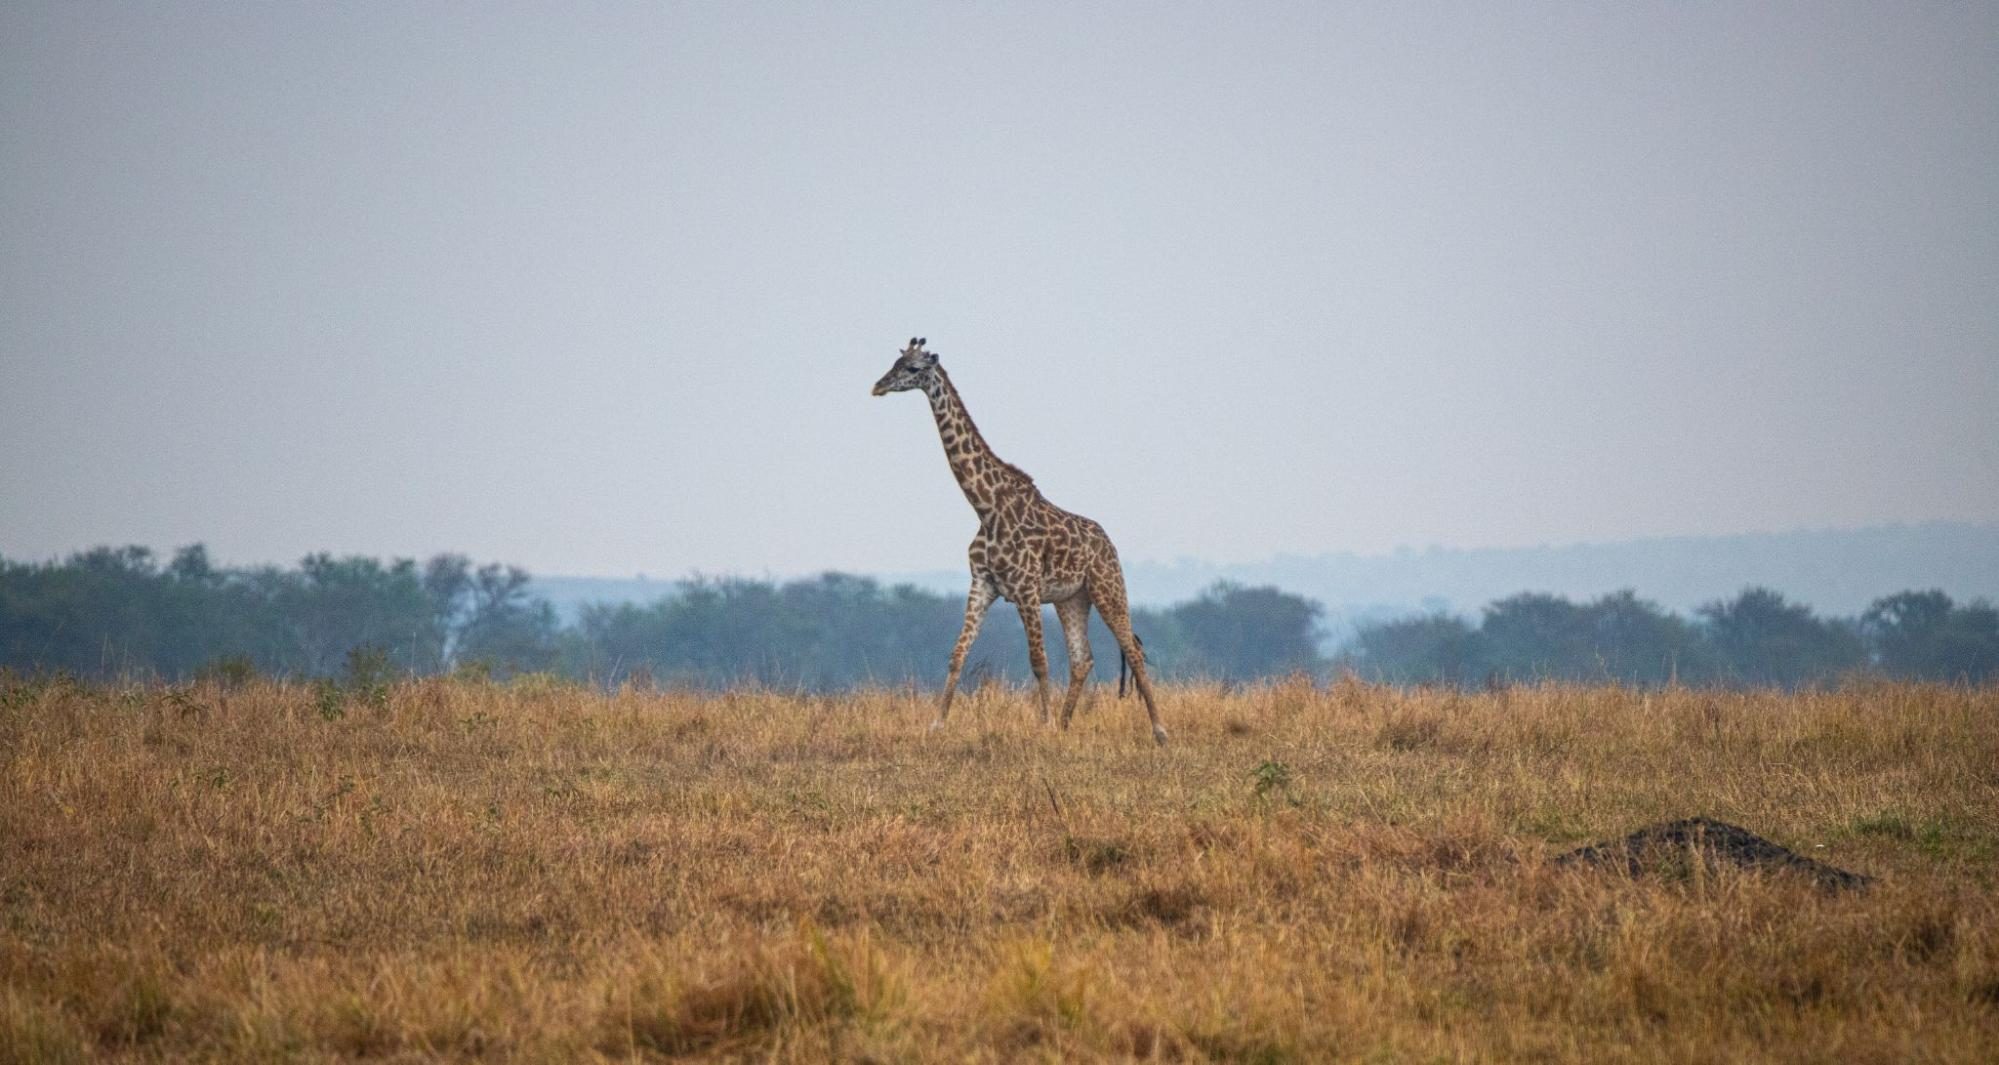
xmin=453 ymin=564 xmax=559 ymax=675
xmin=0 ymin=544 xmax=257 ymax=678
xmin=1697 ymin=586 xmax=1864 ymax=688
xmin=1346 ymin=589 xmax=1733 ymax=689
xmin=419 ymin=554 xmax=474 ymax=669
xmin=1862 ymin=589 xmax=1999 ymax=683
xmin=156 ymin=544 xmax=270 ymax=674
xmin=567 ymin=599 xmax=668 ymax=684
xmin=1344 ymin=612 xmax=1484 ymax=686
xmin=1164 ymin=582 xmax=1322 ymax=682
xmin=1481 ymin=593 xmax=1595 ymax=682
xmin=9 ymin=548 xmax=151 ymax=675
xmin=1581 ymin=590 xmax=1709 ymax=686
xmin=168 ymin=543 xmax=215 ymax=583
xmin=267 ymin=554 xmax=437 ymax=675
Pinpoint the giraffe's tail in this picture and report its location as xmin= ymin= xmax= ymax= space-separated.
xmin=1118 ymin=632 xmax=1146 ymax=698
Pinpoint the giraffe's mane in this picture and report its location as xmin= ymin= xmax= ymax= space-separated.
xmin=936 ymin=367 xmax=1037 ymax=487
xmin=996 ymin=460 xmax=1038 ymax=488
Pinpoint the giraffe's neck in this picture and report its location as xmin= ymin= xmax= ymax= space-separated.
xmin=923 ymin=370 xmax=1034 ymax=523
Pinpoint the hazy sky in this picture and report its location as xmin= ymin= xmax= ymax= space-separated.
xmin=4 ymin=2 xmax=1995 ymax=579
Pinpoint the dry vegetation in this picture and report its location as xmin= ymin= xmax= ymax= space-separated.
xmin=3 ymin=673 xmax=1997 ymax=1063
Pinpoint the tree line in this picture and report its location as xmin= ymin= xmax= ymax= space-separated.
xmin=0 ymin=546 xmax=1318 ymax=687
xmin=1342 ymin=587 xmax=1999 ymax=688
xmin=0 ymin=546 xmax=559 ymax=681
xmin=2 ymin=545 xmax=1993 ymax=689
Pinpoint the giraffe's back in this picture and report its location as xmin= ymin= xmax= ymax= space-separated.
xmin=967 ymin=495 xmax=1115 ymax=606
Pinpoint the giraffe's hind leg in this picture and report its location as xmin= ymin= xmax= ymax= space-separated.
xmin=1091 ymin=576 xmax=1167 ymax=746
xmin=935 ymin=577 xmax=996 ymax=729
xmin=1054 ymin=594 xmax=1093 ymax=729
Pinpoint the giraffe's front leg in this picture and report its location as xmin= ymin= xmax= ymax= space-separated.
xmin=935 ymin=578 xmax=996 ymax=730
xmin=1015 ymin=599 xmax=1053 ymax=725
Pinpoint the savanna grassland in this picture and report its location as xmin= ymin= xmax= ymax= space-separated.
xmin=2 ymin=674 xmax=1996 ymax=1063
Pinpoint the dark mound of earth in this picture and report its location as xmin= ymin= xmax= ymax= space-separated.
xmin=1555 ymin=816 xmax=1873 ymax=892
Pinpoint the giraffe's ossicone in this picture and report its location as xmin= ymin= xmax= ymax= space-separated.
xmin=873 ymin=337 xmax=1167 ymax=746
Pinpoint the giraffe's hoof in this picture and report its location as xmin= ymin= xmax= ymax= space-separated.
xmin=1152 ymin=726 xmax=1169 ymax=748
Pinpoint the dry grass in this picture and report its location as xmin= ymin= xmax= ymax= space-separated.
xmin=2 ymin=673 xmax=1996 ymax=1062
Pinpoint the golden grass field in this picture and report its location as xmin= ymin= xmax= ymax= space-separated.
xmin=2 ymin=674 xmax=1996 ymax=1062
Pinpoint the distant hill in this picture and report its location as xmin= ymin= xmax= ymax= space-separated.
xmin=532 ymin=521 xmax=1999 ymax=644
xmin=528 ymin=574 xmax=683 ymax=624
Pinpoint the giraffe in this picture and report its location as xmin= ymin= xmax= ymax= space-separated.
xmin=872 ymin=337 xmax=1168 ymax=746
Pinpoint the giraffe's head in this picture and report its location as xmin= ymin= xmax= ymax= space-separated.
xmin=871 ymin=337 xmax=939 ymax=396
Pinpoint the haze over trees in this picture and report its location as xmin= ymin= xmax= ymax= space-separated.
xmin=2 ymin=545 xmax=1995 ymax=689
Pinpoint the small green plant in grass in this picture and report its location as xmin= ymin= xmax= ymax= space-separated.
xmin=1518 ymin=808 xmax=1592 ymax=844
xmin=343 ymin=646 xmax=394 ymax=709
xmin=164 ymin=686 xmax=204 ymax=720
xmin=313 ymin=679 xmax=346 ymax=721
xmin=1251 ymin=759 xmax=1294 ymax=802
xmin=1852 ymin=812 xmax=1916 ymax=840
xmin=1855 ymin=812 xmax=1996 ymax=861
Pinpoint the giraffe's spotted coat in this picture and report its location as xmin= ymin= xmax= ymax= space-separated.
xmin=873 ymin=338 xmax=1167 ymax=745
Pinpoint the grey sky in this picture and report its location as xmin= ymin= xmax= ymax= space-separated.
xmin=3 ymin=2 xmax=1995 ymax=580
